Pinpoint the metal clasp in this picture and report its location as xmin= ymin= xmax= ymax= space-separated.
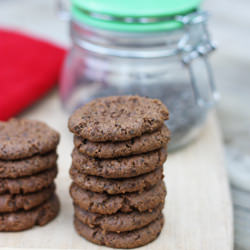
xmin=177 ymin=11 xmax=219 ymax=108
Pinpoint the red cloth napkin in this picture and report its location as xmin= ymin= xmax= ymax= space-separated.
xmin=0 ymin=29 xmax=66 ymax=121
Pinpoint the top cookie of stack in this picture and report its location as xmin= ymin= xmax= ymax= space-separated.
xmin=0 ymin=119 xmax=60 ymax=232
xmin=0 ymin=119 xmax=59 ymax=161
xmin=69 ymin=95 xmax=170 ymax=159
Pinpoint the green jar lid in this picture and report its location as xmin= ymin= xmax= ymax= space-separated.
xmin=71 ymin=0 xmax=202 ymax=32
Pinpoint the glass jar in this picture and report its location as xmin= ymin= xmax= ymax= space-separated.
xmin=59 ymin=1 xmax=219 ymax=150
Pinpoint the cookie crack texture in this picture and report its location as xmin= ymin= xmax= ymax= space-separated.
xmin=70 ymin=182 xmax=166 ymax=215
xmin=72 ymin=147 xmax=167 ymax=179
xmin=68 ymin=96 xmax=169 ymax=142
xmin=73 ymin=204 xmax=163 ymax=232
xmin=74 ymin=214 xmax=164 ymax=248
xmin=0 ymin=167 xmax=57 ymax=194
xmin=0 ymin=119 xmax=59 ymax=160
xmin=0 ymin=151 xmax=57 ymax=178
xmin=70 ymin=165 xmax=163 ymax=195
xmin=0 ymin=184 xmax=55 ymax=213
xmin=0 ymin=195 xmax=59 ymax=232
xmin=73 ymin=125 xmax=170 ymax=159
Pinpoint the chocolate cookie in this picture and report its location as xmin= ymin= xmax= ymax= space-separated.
xmin=70 ymin=165 xmax=163 ymax=194
xmin=68 ymin=96 xmax=169 ymax=142
xmin=72 ymin=147 xmax=167 ymax=179
xmin=74 ymin=203 xmax=164 ymax=232
xmin=0 ymin=151 xmax=57 ymax=178
xmin=0 ymin=184 xmax=55 ymax=213
xmin=74 ymin=125 xmax=170 ymax=159
xmin=0 ymin=167 xmax=57 ymax=194
xmin=70 ymin=181 xmax=166 ymax=215
xmin=0 ymin=119 xmax=60 ymax=160
xmin=0 ymin=194 xmax=59 ymax=232
xmin=74 ymin=214 xmax=164 ymax=248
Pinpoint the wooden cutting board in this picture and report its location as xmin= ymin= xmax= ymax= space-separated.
xmin=0 ymin=92 xmax=233 ymax=250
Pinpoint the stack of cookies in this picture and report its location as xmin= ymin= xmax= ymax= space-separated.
xmin=0 ymin=119 xmax=60 ymax=232
xmin=68 ymin=96 xmax=170 ymax=248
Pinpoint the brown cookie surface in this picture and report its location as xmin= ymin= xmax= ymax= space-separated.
xmin=70 ymin=165 xmax=163 ymax=194
xmin=74 ymin=214 xmax=164 ymax=248
xmin=74 ymin=203 xmax=164 ymax=232
xmin=0 ymin=184 xmax=55 ymax=213
xmin=0 ymin=151 xmax=57 ymax=178
xmin=68 ymin=96 xmax=169 ymax=142
xmin=70 ymin=181 xmax=166 ymax=215
xmin=0 ymin=194 xmax=59 ymax=232
xmin=0 ymin=119 xmax=60 ymax=160
xmin=72 ymin=147 xmax=167 ymax=179
xmin=74 ymin=125 xmax=170 ymax=159
xmin=0 ymin=167 xmax=57 ymax=194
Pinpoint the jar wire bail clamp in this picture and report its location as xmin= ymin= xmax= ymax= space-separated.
xmin=176 ymin=11 xmax=219 ymax=108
